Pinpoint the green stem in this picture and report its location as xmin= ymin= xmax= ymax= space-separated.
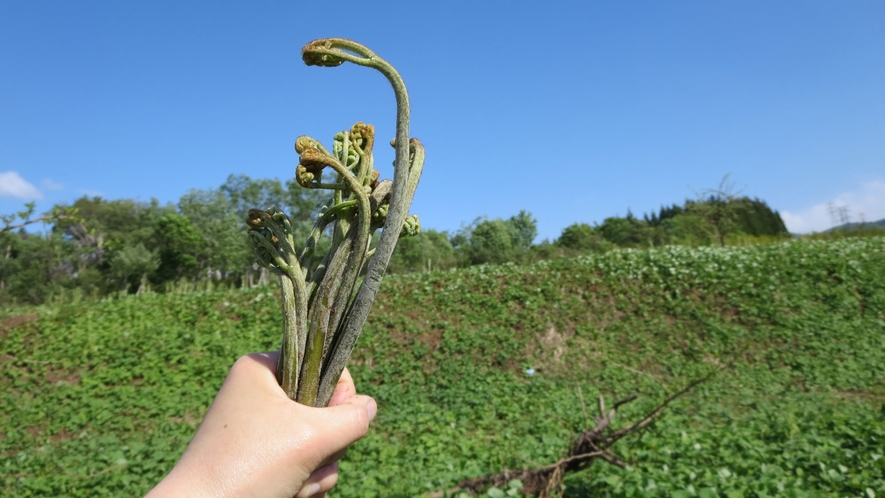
xmin=247 ymin=212 xmax=309 ymax=402
xmin=276 ymin=273 xmax=300 ymax=398
xmin=249 ymin=39 xmax=423 ymax=408
xmin=302 ymin=38 xmax=419 ymax=406
xmin=294 ymin=131 xmax=373 ymax=406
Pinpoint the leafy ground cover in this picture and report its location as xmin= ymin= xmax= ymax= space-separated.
xmin=2 ymin=238 xmax=884 ymax=497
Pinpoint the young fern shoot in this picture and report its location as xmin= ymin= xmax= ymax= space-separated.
xmin=247 ymin=38 xmax=423 ymax=407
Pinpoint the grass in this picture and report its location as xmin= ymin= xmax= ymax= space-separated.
xmin=2 ymin=237 xmax=884 ymax=496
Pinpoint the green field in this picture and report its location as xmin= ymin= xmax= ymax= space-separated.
xmin=2 ymin=238 xmax=884 ymax=497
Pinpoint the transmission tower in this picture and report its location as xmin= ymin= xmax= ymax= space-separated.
xmin=827 ymin=202 xmax=851 ymax=228
xmin=837 ymin=206 xmax=850 ymax=226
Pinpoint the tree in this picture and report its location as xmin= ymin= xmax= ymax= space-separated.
xmin=659 ymin=212 xmax=715 ymax=246
xmin=54 ymin=197 xmax=172 ymax=270
xmin=643 ymin=177 xmax=788 ymax=245
xmin=154 ymin=214 xmax=204 ymax=282
xmin=219 ymin=173 xmax=326 ymax=243
xmin=508 ymin=210 xmax=537 ymax=252
xmin=557 ymin=223 xmax=594 ymax=249
xmin=452 ymin=211 xmax=538 ymax=266
xmin=685 ymin=174 xmax=744 ymax=246
xmin=596 ymin=216 xmax=657 ymax=248
xmin=387 ymin=229 xmax=456 ymax=274
xmin=1 ymin=202 xmax=79 ymax=235
xmin=0 ymin=231 xmax=60 ymax=304
xmin=0 ymin=176 xmax=330 ymax=301
xmin=178 ymin=188 xmax=250 ymax=280
xmin=221 ymin=174 xmax=288 ymax=217
xmin=109 ymin=243 xmax=159 ymax=294
xmin=467 ymin=219 xmax=518 ymax=265
xmin=283 ymin=178 xmax=327 ymax=237
xmin=56 ymin=196 xmax=170 ymax=247
xmin=730 ymin=197 xmax=788 ymax=237
xmin=556 ymin=223 xmax=613 ymax=253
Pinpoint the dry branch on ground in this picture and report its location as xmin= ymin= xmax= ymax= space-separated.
xmin=435 ymin=373 xmax=715 ymax=498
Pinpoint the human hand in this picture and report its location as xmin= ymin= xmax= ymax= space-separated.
xmin=146 ymin=352 xmax=376 ymax=498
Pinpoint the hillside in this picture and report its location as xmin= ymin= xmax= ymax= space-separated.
xmin=829 ymin=218 xmax=885 ymax=232
xmin=2 ymin=238 xmax=884 ymax=496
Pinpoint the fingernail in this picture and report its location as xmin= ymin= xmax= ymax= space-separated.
xmin=298 ymin=482 xmax=321 ymax=497
xmin=367 ymin=399 xmax=377 ymax=422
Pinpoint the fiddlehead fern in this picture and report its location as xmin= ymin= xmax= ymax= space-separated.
xmin=248 ymin=38 xmax=424 ymax=406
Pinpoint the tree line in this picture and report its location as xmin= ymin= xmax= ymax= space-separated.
xmin=1 ymin=175 xmax=790 ymax=305
xmin=391 ymin=195 xmax=789 ymax=274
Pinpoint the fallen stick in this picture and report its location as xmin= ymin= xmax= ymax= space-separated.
xmin=434 ymin=369 xmax=721 ymax=498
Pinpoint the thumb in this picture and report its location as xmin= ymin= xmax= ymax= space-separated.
xmin=306 ymin=395 xmax=377 ymax=454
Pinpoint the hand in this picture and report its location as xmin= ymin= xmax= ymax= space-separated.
xmin=146 ymin=352 xmax=376 ymax=498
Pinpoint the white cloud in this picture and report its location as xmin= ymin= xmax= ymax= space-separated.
xmin=0 ymin=171 xmax=43 ymax=200
xmin=41 ymin=178 xmax=63 ymax=190
xmin=781 ymin=181 xmax=885 ymax=233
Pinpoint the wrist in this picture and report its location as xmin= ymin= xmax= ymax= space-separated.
xmin=145 ymin=460 xmax=221 ymax=498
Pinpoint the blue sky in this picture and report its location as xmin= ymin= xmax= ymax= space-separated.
xmin=2 ymin=1 xmax=883 ymax=239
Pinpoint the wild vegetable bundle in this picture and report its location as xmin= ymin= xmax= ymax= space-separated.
xmin=247 ymin=38 xmax=423 ymax=407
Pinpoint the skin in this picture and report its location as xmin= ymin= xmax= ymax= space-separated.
xmin=146 ymin=352 xmax=376 ymax=498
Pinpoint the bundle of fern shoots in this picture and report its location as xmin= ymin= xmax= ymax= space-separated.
xmin=247 ymin=38 xmax=423 ymax=407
